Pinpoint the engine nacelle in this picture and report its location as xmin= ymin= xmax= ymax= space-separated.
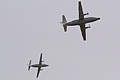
xmin=84 ymin=12 xmax=89 ymax=16
xmin=85 ymin=26 xmax=90 ymax=29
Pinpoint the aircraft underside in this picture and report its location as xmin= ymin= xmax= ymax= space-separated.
xmin=66 ymin=18 xmax=99 ymax=26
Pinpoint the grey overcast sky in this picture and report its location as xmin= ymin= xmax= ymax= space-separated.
xmin=0 ymin=0 xmax=120 ymax=80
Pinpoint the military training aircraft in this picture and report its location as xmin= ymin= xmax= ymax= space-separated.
xmin=60 ymin=1 xmax=100 ymax=41
xmin=28 ymin=53 xmax=49 ymax=78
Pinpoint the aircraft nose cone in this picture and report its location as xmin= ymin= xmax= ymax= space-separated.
xmin=98 ymin=18 xmax=100 ymax=20
xmin=46 ymin=64 xmax=49 ymax=67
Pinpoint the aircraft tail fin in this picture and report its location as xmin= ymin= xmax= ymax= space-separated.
xmin=28 ymin=60 xmax=31 ymax=71
xmin=60 ymin=15 xmax=67 ymax=32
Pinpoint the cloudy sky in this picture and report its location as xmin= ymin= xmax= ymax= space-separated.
xmin=0 ymin=0 xmax=120 ymax=80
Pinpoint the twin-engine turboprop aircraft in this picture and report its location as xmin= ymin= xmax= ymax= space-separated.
xmin=61 ymin=1 xmax=100 ymax=41
xmin=27 ymin=1 xmax=100 ymax=78
xmin=28 ymin=53 xmax=49 ymax=78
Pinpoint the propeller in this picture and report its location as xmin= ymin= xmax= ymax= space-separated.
xmin=88 ymin=24 xmax=90 ymax=28
xmin=86 ymin=12 xmax=89 ymax=15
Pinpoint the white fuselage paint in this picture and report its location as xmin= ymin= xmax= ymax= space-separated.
xmin=65 ymin=17 xmax=100 ymax=26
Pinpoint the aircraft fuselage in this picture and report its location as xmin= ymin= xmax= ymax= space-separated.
xmin=31 ymin=64 xmax=49 ymax=68
xmin=65 ymin=17 xmax=100 ymax=26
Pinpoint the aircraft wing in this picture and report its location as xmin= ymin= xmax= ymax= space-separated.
xmin=36 ymin=67 xmax=41 ymax=78
xmin=79 ymin=1 xmax=84 ymax=20
xmin=36 ymin=53 xmax=42 ymax=78
xmin=39 ymin=53 xmax=42 ymax=65
xmin=80 ymin=24 xmax=86 ymax=41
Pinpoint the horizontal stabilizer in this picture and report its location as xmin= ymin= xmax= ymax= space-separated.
xmin=28 ymin=60 xmax=31 ymax=71
xmin=60 ymin=15 xmax=67 ymax=32
xmin=63 ymin=25 xmax=67 ymax=32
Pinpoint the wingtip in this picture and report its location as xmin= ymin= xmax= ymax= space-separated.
xmin=83 ymin=38 xmax=86 ymax=41
xmin=64 ymin=30 xmax=67 ymax=32
xmin=78 ymin=0 xmax=81 ymax=3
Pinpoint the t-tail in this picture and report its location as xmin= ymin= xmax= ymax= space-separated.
xmin=60 ymin=15 xmax=67 ymax=32
xmin=28 ymin=60 xmax=31 ymax=71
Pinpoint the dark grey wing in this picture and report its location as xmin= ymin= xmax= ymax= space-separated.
xmin=36 ymin=67 xmax=41 ymax=78
xmin=79 ymin=1 xmax=84 ymax=20
xmin=36 ymin=53 xmax=42 ymax=78
xmin=39 ymin=53 xmax=42 ymax=65
xmin=80 ymin=24 xmax=86 ymax=41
